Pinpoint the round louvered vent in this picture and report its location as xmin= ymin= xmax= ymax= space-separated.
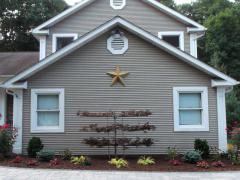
xmin=107 ymin=35 xmax=128 ymax=55
xmin=110 ymin=0 xmax=126 ymax=10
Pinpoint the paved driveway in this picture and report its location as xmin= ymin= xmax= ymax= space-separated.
xmin=0 ymin=166 xmax=239 ymax=180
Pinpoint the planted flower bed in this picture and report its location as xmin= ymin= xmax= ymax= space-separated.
xmin=1 ymin=155 xmax=240 ymax=172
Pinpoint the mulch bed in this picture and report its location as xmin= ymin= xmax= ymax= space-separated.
xmin=1 ymin=155 xmax=240 ymax=172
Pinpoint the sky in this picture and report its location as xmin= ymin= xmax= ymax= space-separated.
xmin=65 ymin=0 xmax=196 ymax=6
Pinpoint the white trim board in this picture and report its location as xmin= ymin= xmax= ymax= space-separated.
xmin=158 ymin=31 xmax=184 ymax=51
xmin=173 ymin=87 xmax=209 ymax=132
xmin=32 ymin=0 xmax=206 ymax=34
xmin=31 ymin=88 xmax=65 ymax=133
xmin=2 ymin=17 xmax=239 ymax=88
xmin=52 ymin=33 xmax=78 ymax=53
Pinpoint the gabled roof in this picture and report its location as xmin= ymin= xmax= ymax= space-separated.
xmin=3 ymin=17 xmax=238 ymax=88
xmin=32 ymin=0 xmax=206 ymax=35
xmin=0 ymin=52 xmax=39 ymax=76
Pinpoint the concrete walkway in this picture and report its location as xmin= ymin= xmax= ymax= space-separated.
xmin=0 ymin=166 xmax=239 ymax=180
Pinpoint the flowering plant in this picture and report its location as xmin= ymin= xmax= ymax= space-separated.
xmin=227 ymin=121 xmax=240 ymax=149
xmin=0 ymin=123 xmax=17 ymax=157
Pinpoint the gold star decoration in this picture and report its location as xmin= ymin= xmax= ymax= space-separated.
xmin=107 ymin=65 xmax=129 ymax=86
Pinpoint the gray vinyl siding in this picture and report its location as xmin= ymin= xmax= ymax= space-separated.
xmin=46 ymin=0 xmax=191 ymax=56
xmin=22 ymin=30 xmax=218 ymax=155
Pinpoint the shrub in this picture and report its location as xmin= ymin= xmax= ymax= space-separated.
xmin=167 ymin=147 xmax=178 ymax=160
xmin=62 ymin=149 xmax=72 ymax=160
xmin=70 ymin=156 xmax=91 ymax=166
xmin=11 ymin=156 xmax=23 ymax=163
xmin=194 ymin=139 xmax=210 ymax=158
xmin=0 ymin=124 xmax=17 ymax=157
xmin=36 ymin=150 xmax=55 ymax=162
xmin=108 ymin=158 xmax=128 ymax=168
xmin=196 ymin=161 xmax=210 ymax=169
xmin=211 ymin=161 xmax=225 ymax=167
xmin=169 ymin=159 xmax=181 ymax=166
xmin=137 ymin=156 xmax=155 ymax=166
xmin=183 ymin=150 xmax=202 ymax=164
xmin=27 ymin=137 xmax=44 ymax=158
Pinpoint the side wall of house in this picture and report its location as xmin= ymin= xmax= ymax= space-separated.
xmin=45 ymin=0 xmax=191 ymax=56
xmin=22 ymin=30 xmax=218 ymax=155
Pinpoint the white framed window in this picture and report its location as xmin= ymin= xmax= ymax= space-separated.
xmin=107 ymin=34 xmax=128 ymax=55
xmin=158 ymin=31 xmax=184 ymax=51
xmin=173 ymin=87 xmax=209 ymax=132
xmin=31 ymin=89 xmax=65 ymax=133
xmin=52 ymin=33 xmax=78 ymax=53
xmin=110 ymin=0 xmax=126 ymax=10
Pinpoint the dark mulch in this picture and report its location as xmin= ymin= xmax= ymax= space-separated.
xmin=0 ymin=155 xmax=240 ymax=172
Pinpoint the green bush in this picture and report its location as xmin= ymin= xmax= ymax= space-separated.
xmin=108 ymin=158 xmax=128 ymax=168
xmin=62 ymin=149 xmax=72 ymax=160
xmin=183 ymin=150 xmax=202 ymax=164
xmin=70 ymin=156 xmax=91 ymax=166
xmin=27 ymin=137 xmax=44 ymax=158
xmin=36 ymin=150 xmax=55 ymax=162
xmin=137 ymin=156 xmax=155 ymax=166
xmin=0 ymin=124 xmax=17 ymax=157
xmin=194 ymin=139 xmax=210 ymax=158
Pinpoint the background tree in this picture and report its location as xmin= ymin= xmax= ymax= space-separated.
xmin=0 ymin=0 xmax=68 ymax=51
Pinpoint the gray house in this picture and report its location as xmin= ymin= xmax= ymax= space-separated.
xmin=0 ymin=0 xmax=239 ymax=155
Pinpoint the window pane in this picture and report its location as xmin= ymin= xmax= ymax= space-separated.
xmin=56 ymin=37 xmax=74 ymax=51
xmin=179 ymin=110 xmax=201 ymax=125
xmin=162 ymin=36 xmax=180 ymax=48
xmin=179 ymin=93 xmax=201 ymax=108
xmin=37 ymin=95 xmax=59 ymax=110
xmin=37 ymin=112 xmax=59 ymax=126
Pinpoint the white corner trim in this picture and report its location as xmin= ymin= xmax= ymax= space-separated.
xmin=173 ymin=87 xmax=209 ymax=132
xmin=211 ymin=80 xmax=236 ymax=87
xmin=110 ymin=0 xmax=126 ymax=10
xmin=190 ymin=33 xmax=198 ymax=58
xmin=52 ymin=33 xmax=78 ymax=53
xmin=0 ymin=89 xmax=6 ymax=126
xmin=31 ymin=88 xmax=65 ymax=133
xmin=12 ymin=90 xmax=23 ymax=154
xmin=158 ymin=31 xmax=184 ymax=51
xmin=3 ymin=17 xmax=239 ymax=88
xmin=217 ymin=87 xmax=227 ymax=152
xmin=107 ymin=35 xmax=128 ymax=54
xmin=2 ymin=82 xmax=28 ymax=89
xmin=32 ymin=0 xmax=205 ymax=34
xmin=39 ymin=36 xmax=46 ymax=60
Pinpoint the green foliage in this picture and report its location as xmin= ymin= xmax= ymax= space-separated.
xmin=27 ymin=137 xmax=44 ymax=158
xmin=205 ymin=4 xmax=240 ymax=79
xmin=167 ymin=147 xmax=178 ymax=160
xmin=36 ymin=150 xmax=55 ymax=162
xmin=183 ymin=150 xmax=202 ymax=164
xmin=70 ymin=156 xmax=91 ymax=166
xmin=108 ymin=158 xmax=128 ymax=168
xmin=0 ymin=126 xmax=17 ymax=157
xmin=0 ymin=0 xmax=68 ymax=51
xmin=62 ymin=149 xmax=72 ymax=160
xmin=137 ymin=156 xmax=155 ymax=166
xmin=194 ymin=139 xmax=210 ymax=158
xmin=157 ymin=0 xmax=176 ymax=9
xmin=226 ymin=89 xmax=240 ymax=127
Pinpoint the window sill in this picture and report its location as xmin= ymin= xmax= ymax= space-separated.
xmin=174 ymin=125 xmax=209 ymax=132
xmin=31 ymin=127 xmax=64 ymax=134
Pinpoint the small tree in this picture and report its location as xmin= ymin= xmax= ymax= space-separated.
xmin=78 ymin=110 xmax=155 ymax=157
